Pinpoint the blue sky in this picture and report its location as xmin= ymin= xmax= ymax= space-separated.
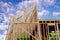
xmin=0 ymin=0 xmax=60 ymax=40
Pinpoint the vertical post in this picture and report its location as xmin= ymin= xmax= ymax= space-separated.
xmin=56 ymin=23 xmax=59 ymax=40
xmin=38 ymin=23 xmax=42 ymax=40
xmin=55 ymin=23 xmax=57 ymax=40
xmin=43 ymin=24 xmax=46 ymax=40
xmin=47 ymin=24 xmax=49 ymax=40
xmin=46 ymin=23 xmax=48 ymax=40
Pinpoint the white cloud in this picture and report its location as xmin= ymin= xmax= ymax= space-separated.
xmin=16 ymin=1 xmax=31 ymax=10
xmin=53 ymin=12 xmax=60 ymax=16
xmin=44 ymin=0 xmax=55 ymax=5
xmin=0 ymin=1 xmax=15 ymax=14
xmin=30 ymin=0 xmax=40 ymax=4
xmin=38 ymin=10 xmax=49 ymax=16
xmin=16 ymin=10 xmax=25 ymax=16
xmin=0 ymin=1 xmax=14 ymax=24
xmin=4 ymin=30 xmax=7 ymax=35
xmin=0 ymin=34 xmax=6 ymax=40
xmin=4 ymin=16 xmax=9 ymax=22
xmin=0 ymin=24 xmax=8 ymax=40
xmin=0 ymin=24 xmax=8 ymax=30
xmin=38 ymin=9 xmax=49 ymax=19
xmin=16 ymin=0 xmax=39 ymax=10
